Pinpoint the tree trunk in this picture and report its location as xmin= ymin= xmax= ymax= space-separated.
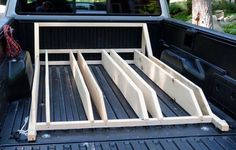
xmin=192 ymin=0 xmax=213 ymax=29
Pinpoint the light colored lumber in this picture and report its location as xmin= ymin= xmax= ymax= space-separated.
xmin=40 ymin=60 xmax=134 ymax=66
xmin=110 ymin=50 xmax=163 ymax=119
xmin=142 ymin=24 xmax=153 ymax=56
xmin=36 ymin=116 xmax=213 ymax=131
xmin=69 ymin=52 xmax=94 ymax=121
xmin=150 ymin=115 xmax=212 ymax=125
xmin=45 ymin=51 xmax=50 ymax=124
xmin=102 ymin=50 xmax=149 ymax=120
xmin=134 ymin=50 xmax=203 ymax=116
xmin=149 ymin=56 xmax=229 ymax=131
xmin=28 ymin=56 xmax=40 ymax=141
xmin=40 ymin=61 xmax=71 ymax=66
xmin=40 ymin=49 xmax=141 ymax=54
xmin=37 ymin=22 xmax=144 ymax=27
xmin=77 ymin=52 xmax=108 ymax=121
xmin=141 ymin=28 xmax=146 ymax=54
xmin=211 ymin=114 xmax=229 ymax=131
xmin=149 ymin=56 xmax=212 ymax=115
xmin=34 ymin=23 xmax=40 ymax=62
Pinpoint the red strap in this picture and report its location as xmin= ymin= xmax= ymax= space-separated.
xmin=3 ymin=25 xmax=22 ymax=58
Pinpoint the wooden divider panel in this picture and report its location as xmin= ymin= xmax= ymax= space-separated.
xmin=110 ymin=50 xmax=163 ymax=118
xmin=77 ymin=52 xmax=108 ymax=121
xmin=102 ymin=51 xmax=149 ymax=120
xmin=149 ymin=56 xmax=212 ymax=115
xmin=69 ymin=52 xmax=94 ymax=121
xmin=134 ymin=50 xmax=203 ymax=117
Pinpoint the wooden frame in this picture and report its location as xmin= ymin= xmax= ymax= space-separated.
xmin=28 ymin=22 xmax=228 ymax=141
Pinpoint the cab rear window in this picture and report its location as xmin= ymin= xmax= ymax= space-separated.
xmin=16 ymin=0 xmax=161 ymax=16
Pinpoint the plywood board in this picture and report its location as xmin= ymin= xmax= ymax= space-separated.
xmin=102 ymin=51 xmax=149 ymax=120
xmin=110 ymin=50 xmax=163 ymax=118
xmin=134 ymin=50 xmax=203 ymax=116
xmin=77 ymin=52 xmax=108 ymax=121
xmin=69 ymin=52 xmax=94 ymax=121
xmin=149 ymin=56 xmax=212 ymax=115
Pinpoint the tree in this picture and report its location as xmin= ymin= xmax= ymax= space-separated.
xmin=192 ymin=0 xmax=213 ymax=29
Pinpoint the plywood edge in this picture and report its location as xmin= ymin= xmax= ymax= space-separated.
xmin=77 ymin=52 xmax=108 ymax=121
xmin=149 ymin=56 xmax=212 ymax=115
xmin=134 ymin=50 xmax=203 ymax=116
xmin=102 ymin=50 xmax=149 ymax=120
xmin=69 ymin=52 xmax=94 ymax=121
xmin=110 ymin=50 xmax=163 ymax=119
xmin=28 ymin=56 xmax=40 ymax=141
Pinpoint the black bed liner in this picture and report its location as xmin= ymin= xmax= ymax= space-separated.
xmin=1 ymin=65 xmax=236 ymax=149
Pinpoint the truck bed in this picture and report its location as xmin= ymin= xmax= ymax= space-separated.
xmin=1 ymin=65 xmax=236 ymax=149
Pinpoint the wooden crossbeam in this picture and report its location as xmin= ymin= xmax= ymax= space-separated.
xmin=36 ymin=116 xmax=212 ymax=131
xmin=45 ymin=51 xmax=50 ymax=124
xmin=110 ymin=50 xmax=163 ymax=119
xmin=134 ymin=50 xmax=203 ymax=117
xmin=77 ymin=52 xmax=108 ymax=121
xmin=102 ymin=50 xmax=149 ymax=120
xmin=40 ymin=49 xmax=141 ymax=54
xmin=69 ymin=52 xmax=94 ymax=121
xmin=28 ymin=56 xmax=40 ymax=141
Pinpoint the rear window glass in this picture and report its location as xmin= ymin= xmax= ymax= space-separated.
xmin=16 ymin=0 xmax=161 ymax=16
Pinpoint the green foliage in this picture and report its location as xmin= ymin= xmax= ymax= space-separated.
xmin=169 ymin=1 xmax=191 ymax=21
xmin=169 ymin=2 xmax=187 ymax=15
xmin=138 ymin=0 xmax=159 ymax=15
xmin=173 ymin=11 xmax=192 ymax=21
xmin=186 ymin=0 xmax=192 ymax=14
xmin=212 ymin=0 xmax=236 ymax=15
xmin=223 ymin=22 xmax=236 ymax=35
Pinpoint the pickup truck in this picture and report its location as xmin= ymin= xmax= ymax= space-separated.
xmin=0 ymin=0 xmax=236 ymax=149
